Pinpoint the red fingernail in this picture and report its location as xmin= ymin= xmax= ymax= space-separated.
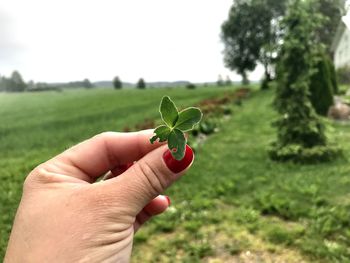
xmin=165 ymin=195 xmax=171 ymax=206
xmin=163 ymin=145 xmax=194 ymax=173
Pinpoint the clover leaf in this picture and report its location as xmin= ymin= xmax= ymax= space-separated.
xmin=150 ymin=96 xmax=203 ymax=160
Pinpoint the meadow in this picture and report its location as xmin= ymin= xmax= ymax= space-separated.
xmin=1 ymin=86 xmax=350 ymax=262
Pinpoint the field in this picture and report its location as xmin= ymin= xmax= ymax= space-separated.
xmin=1 ymin=86 xmax=350 ymax=262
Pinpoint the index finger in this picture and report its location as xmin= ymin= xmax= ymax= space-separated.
xmin=45 ymin=130 xmax=163 ymax=182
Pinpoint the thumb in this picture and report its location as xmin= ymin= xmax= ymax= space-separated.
xmin=100 ymin=144 xmax=194 ymax=216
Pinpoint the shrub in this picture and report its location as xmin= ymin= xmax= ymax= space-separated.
xmin=309 ymin=53 xmax=334 ymax=116
xmin=199 ymin=120 xmax=216 ymax=135
xmin=186 ymin=83 xmax=196 ymax=89
xmin=260 ymin=77 xmax=270 ymax=90
xmin=327 ymin=58 xmax=338 ymax=94
xmin=337 ymin=65 xmax=350 ymax=85
xmin=269 ymin=0 xmax=341 ymax=163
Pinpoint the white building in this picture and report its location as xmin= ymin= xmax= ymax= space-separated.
xmin=332 ymin=17 xmax=350 ymax=69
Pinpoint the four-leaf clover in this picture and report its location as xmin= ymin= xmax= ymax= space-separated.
xmin=150 ymin=96 xmax=203 ymax=160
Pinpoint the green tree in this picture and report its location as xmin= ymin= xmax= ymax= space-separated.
xmin=217 ymin=75 xmax=224 ymax=86
xmin=9 ymin=71 xmax=27 ymax=92
xmin=225 ymin=76 xmax=232 ymax=86
xmin=315 ymin=0 xmax=346 ymax=53
xmin=221 ymin=0 xmax=287 ymax=85
xmin=136 ymin=78 xmax=146 ymax=89
xmin=83 ymin=78 xmax=93 ymax=89
xmin=337 ymin=66 xmax=350 ymax=85
xmin=269 ymin=0 xmax=340 ymax=163
xmin=309 ymin=53 xmax=334 ymax=116
xmin=326 ymin=57 xmax=338 ymax=94
xmin=113 ymin=76 xmax=122 ymax=89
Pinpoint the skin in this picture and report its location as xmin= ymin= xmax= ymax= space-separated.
xmin=4 ymin=130 xmax=193 ymax=263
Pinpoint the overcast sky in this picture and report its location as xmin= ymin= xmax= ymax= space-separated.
xmin=0 ymin=0 xmax=265 ymax=83
xmin=1 ymin=1 xmax=349 ymax=84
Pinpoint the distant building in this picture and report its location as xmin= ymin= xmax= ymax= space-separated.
xmin=331 ymin=17 xmax=350 ymax=69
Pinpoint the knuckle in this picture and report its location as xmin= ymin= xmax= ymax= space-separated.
xmin=26 ymin=163 xmax=57 ymax=185
xmin=93 ymin=131 xmax=115 ymax=141
xmin=136 ymin=160 xmax=167 ymax=196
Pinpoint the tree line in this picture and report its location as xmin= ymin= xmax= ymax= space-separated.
xmin=0 ymin=71 xmax=94 ymax=92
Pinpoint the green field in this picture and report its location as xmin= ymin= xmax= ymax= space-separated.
xmin=1 ymin=87 xmax=350 ymax=262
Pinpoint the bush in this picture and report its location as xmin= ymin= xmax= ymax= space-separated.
xmin=327 ymin=58 xmax=338 ymax=94
xmin=337 ymin=66 xmax=350 ymax=85
xmin=309 ymin=53 xmax=334 ymax=116
xmin=199 ymin=120 xmax=216 ymax=135
xmin=268 ymin=143 xmax=341 ymax=164
xmin=260 ymin=77 xmax=270 ymax=90
xmin=269 ymin=0 xmax=341 ymax=163
xmin=186 ymin=83 xmax=196 ymax=89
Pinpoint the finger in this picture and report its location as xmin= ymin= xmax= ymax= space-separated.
xmin=99 ymin=144 xmax=194 ymax=216
xmin=41 ymin=130 xmax=164 ymax=182
xmin=134 ymin=195 xmax=170 ymax=232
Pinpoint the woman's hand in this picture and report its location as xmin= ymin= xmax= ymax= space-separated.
xmin=4 ymin=130 xmax=194 ymax=263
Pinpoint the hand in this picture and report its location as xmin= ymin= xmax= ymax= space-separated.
xmin=4 ymin=130 xmax=194 ymax=263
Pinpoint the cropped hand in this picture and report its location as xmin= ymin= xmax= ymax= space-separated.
xmin=4 ymin=130 xmax=194 ymax=263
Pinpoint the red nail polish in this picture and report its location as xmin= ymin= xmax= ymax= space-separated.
xmin=165 ymin=195 xmax=171 ymax=206
xmin=163 ymin=145 xmax=194 ymax=173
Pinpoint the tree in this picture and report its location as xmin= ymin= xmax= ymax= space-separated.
xmin=221 ymin=0 xmax=287 ymax=85
xmin=83 ymin=78 xmax=93 ymax=89
xmin=326 ymin=57 xmax=339 ymax=94
xmin=217 ymin=75 xmax=224 ymax=86
xmin=315 ymin=0 xmax=346 ymax=53
xmin=136 ymin=78 xmax=146 ymax=89
xmin=309 ymin=52 xmax=334 ymax=116
xmin=9 ymin=71 xmax=27 ymax=92
xmin=337 ymin=66 xmax=350 ymax=85
xmin=269 ymin=0 xmax=340 ymax=163
xmin=113 ymin=76 xmax=122 ymax=89
xmin=225 ymin=76 xmax=232 ymax=86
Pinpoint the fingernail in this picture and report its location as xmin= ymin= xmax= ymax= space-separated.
xmin=165 ymin=195 xmax=171 ymax=206
xmin=163 ymin=145 xmax=194 ymax=173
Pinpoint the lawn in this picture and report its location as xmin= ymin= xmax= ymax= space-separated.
xmin=0 ymin=86 xmax=229 ymax=260
xmin=1 ymin=86 xmax=350 ymax=262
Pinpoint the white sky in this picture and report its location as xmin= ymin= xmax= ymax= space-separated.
xmin=0 ymin=0 xmax=265 ymax=83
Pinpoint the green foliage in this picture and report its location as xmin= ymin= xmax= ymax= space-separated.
xmin=270 ymin=0 xmax=341 ymax=163
xmin=199 ymin=119 xmax=217 ymax=135
xmin=309 ymin=53 xmax=334 ymax=116
xmin=327 ymin=57 xmax=339 ymax=94
xmin=337 ymin=65 xmax=350 ymax=85
xmin=221 ymin=0 xmax=287 ymax=84
xmin=186 ymin=83 xmax=196 ymax=89
xmin=136 ymin=78 xmax=146 ymax=89
xmin=3 ymin=88 xmax=350 ymax=261
xmin=314 ymin=0 xmax=346 ymax=53
xmin=260 ymin=77 xmax=270 ymax=90
xmin=113 ymin=76 xmax=122 ymax=89
xmin=150 ymin=96 xmax=202 ymax=160
xmin=0 ymin=71 xmax=27 ymax=92
xmin=82 ymin=78 xmax=93 ymax=89
xmin=217 ymin=74 xmax=224 ymax=86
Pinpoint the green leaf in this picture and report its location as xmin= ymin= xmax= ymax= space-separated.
xmin=168 ymin=129 xmax=186 ymax=160
xmin=175 ymin=107 xmax=203 ymax=132
xmin=160 ymin=96 xmax=178 ymax=127
xmin=150 ymin=125 xmax=171 ymax=144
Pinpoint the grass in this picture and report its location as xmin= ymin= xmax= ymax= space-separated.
xmin=0 ymin=86 xmax=228 ymax=260
xmin=1 ymin=86 xmax=350 ymax=262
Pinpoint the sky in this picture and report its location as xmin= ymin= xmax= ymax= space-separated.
xmin=0 ymin=0 xmax=264 ymax=83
